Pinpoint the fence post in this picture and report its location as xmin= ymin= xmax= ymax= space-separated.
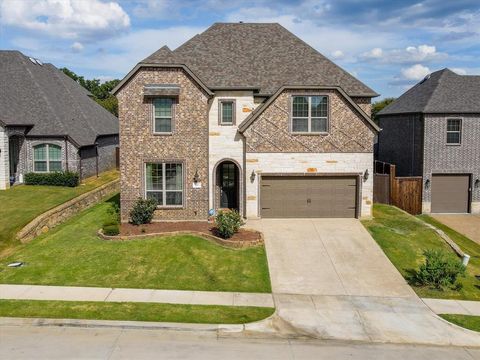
xmin=389 ymin=164 xmax=396 ymax=205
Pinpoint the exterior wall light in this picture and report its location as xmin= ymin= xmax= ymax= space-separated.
xmin=363 ymin=169 xmax=369 ymax=181
xmin=425 ymin=178 xmax=430 ymax=189
xmin=193 ymin=170 xmax=200 ymax=184
xmin=250 ymin=170 xmax=256 ymax=183
xmin=475 ymin=179 xmax=480 ymax=189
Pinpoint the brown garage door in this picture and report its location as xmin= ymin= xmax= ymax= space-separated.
xmin=431 ymin=174 xmax=470 ymax=213
xmin=260 ymin=176 xmax=357 ymax=218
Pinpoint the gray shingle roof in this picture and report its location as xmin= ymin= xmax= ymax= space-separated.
xmin=0 ymin=50 xmax=118 ymax=147
xmin=378 ymin=68 xmax=480 ymax=116
xmin=139 ymin=23 xmax=377 ymax=97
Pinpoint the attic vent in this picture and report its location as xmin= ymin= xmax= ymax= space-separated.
xmin=420 ymin=74 xmax=431 ymax=84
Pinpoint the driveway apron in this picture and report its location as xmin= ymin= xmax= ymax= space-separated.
xmin=247 ymin=218 xmax=480 ymax=346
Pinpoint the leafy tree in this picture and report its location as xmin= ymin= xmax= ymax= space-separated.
xmin=61 ymin=68 xmax=120 ymax=116
xmin=371 ymin=97 xmax=396 ymax=123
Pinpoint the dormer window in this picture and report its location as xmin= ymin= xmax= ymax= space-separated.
xmin=291 ymin=95 xmax=328 ymax=133
xmin=219 ymin=99 xmax=236 ymax=125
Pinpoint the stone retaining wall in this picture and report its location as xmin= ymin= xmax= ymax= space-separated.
xmin=17 ymin=179 xmax=120 ymax=243
xmin=97 ymin=228 xmax=264 ymax=249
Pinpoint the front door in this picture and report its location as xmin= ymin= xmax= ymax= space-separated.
xmin=219 ymin=162 xmax=238 ymax=210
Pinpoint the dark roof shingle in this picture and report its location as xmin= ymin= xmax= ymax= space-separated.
xmin=140 ymin=23 xmax=377 ymax=97
xmin=0 ymin=50 xmax=118 ymax=147
xmin=378 ymin=68 xmax=480 ymax=115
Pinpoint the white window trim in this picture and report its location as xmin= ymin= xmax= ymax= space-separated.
xmin=33 ymin=144 xmax=62 ymax=173
xmin=152 ymin=98 xmax=174 ymax=134
xmin=446 ymin=118 xmax=462 ymax=145
xmin=291 ymin=95 xmax=329 ymax=134
xmin=144 ymin=162 xmax=184 ymax=208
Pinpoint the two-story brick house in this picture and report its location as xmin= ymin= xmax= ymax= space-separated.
xmin=377 ymin=69 xmax=480 ymax=214
xmin=113 ymin=23 xmax=380 ymax=222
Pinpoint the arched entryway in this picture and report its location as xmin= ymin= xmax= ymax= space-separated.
xmin=214 ymin=160 xmax=241 ymax=213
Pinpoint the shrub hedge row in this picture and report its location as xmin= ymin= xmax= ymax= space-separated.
xmin=24 ymin=171 xmax=80 ymax=187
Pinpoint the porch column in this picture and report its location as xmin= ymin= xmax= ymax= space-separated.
xmin=0 ymin=127 xmax=9 ymax=189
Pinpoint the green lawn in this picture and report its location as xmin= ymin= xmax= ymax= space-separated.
xmin=0 ymin=199 xmax=271 ymax=293
xmin=362 ymin=204 xmax=480 ymax=301
xmin=0 ymin=170 xmax=119 ymax=256
xmin=0 ymin=299 xmax=274 ymax=324
xmin=440 ymin=314 xmax=480 ymax=332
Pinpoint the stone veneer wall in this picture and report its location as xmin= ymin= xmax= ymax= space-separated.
xmin=352 ymin=97 xmax=372 ymax=117
xmin=16 ymin=179 xmax=119 ymax=243
xmin=0 ymin=126 xmax=8 ymax=189
xmin=422 ymin=114 xmax=480 ymax=213
xmin=245 ymin=153 xmax=374 ymax=218
xmin=243 ymin=89 xmax=375 ymax=153
xmin=117 ymin=67 xmax=210 ymax=222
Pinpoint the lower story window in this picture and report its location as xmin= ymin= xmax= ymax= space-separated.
xmin=33 ymin=144 xmax=62 ymax=172
xmin=145 ymin=162 xmax=183 ymax=206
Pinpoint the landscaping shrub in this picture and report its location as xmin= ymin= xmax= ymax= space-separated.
xmin=103 ymin=224 xmax=120 ymax=236
xmin=129 ymin=198 xmax=157 ymax=225
xmin=415 ymin=249 xmax=466 ymax=290
xmin=107 ymin=201 xmax=121 ymax=224
xmin=24 ymin=171 xmax=79 ymax=187
xmin=215 ymin=210 xmax=244 ymax=239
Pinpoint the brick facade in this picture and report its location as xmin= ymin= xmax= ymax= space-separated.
xmin=117 ymin=67 xmax=210 ymax=222
xmin=243 ymin=90 xmax=374 ymax=153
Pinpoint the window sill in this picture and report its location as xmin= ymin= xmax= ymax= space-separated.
xmin=291 ymin=132 xmax=329 ymax=136
xmin=446 ymin=143 xmax=461 ymax=146
xmin=155 ymin=206 xmax=184 ymax=210
xmin=219 ymin=123 xmax=235 ymax=126
xmin=152 ymin=132 xmax=173 ymax=136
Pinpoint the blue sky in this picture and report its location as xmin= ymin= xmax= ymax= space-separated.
xmin=1 ymin=0 xmax=480 ymax=98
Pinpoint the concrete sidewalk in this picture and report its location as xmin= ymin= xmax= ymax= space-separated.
xmin=0 ymin=284 xmax=274 ymax=308
xmin=423 ymin=298 xmax=480 ymax=316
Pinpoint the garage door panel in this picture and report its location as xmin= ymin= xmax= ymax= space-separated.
xmin=431 ymin=175 xmax=470 ymax=213
xmin=261 ymin=176 xmax=357 ymax=218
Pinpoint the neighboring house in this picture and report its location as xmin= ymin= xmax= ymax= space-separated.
xmin=377 ymin=68 xmax=480 ymax=214
xmin=113 ymin=23 xmax=379 ymax=222
xmin=0 ymin=51 xmax=119 ymax=190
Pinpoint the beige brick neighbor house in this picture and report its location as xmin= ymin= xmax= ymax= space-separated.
xmin=113 ymin=23 xmax=379 ymax=222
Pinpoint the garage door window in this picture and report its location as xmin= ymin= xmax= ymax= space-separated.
xmin=446 ymin=118 xmax=461 ymax=145
xmin=291 ymin=96 xmax=328 ymax=133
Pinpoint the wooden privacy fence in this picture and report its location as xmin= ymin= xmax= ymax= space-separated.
xmin=373 ymin=161 xmax=423 ymax=215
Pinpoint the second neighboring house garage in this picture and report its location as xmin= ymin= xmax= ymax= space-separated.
xmin=260 ymin=175 xmax=358 ymax=218
xmin=431 ymin=174 xmax=471 ymax=213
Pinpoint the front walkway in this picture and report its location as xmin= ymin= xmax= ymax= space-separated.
xmin=0 ymin=284 xmax=274 ymax=308
xmin=247 ymin=218 xmax=480 ymax=346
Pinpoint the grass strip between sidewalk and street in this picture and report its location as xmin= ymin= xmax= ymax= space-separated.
xmin=0 ymin=299 xmax=274 ymax=324
xmin=439 ymin=314 xmax=480 ymax=333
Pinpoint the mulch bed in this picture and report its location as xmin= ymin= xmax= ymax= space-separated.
xmin=120 ymin=222 xmax=261 ymax=243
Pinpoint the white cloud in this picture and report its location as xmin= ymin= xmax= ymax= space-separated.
xmin=71 ymin=42 xmax=84 ymax=52
xmin=401 ymin=64 xmax=430 ymax=80
xmin=331 ymin=50 xmax=344 ymax=59
xmin=362 ymin=47 xmax=383 ymax=59
xmin=0 ymin=0 xmax=130 ymax=41
xmin=451 ymin=67 xmax=467 ymax=75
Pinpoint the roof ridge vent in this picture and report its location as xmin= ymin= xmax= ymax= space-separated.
xmin=35 ymin=58 xmax=43 ymax=65
xmin=28 ymin=57 xmax=37 ymax=64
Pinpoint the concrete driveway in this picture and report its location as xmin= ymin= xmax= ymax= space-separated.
xmin=246 ymin=218 xmax=480 ymax=346
xmin=431 ymin=214 xmax=480 ymax=245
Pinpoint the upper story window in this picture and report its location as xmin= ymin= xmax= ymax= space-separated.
xmin=153 ymin=98 xmax=173 ymax=133
xmin=145 ymin=162 xmax=183 ymax=207
xmin=33 ymin=144 xmax=62 ymax=172
xmin=291 ymin=95 xmax=328 ymax=133
xmin=219 ymin=100 xmax=235 ymax=125
xmin=446 ymin=118 xmax=462 ymax=145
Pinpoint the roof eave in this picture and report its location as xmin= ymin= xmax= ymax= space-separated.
xmin=238 ymin=85 xmax=380 ymax=133
xmin=111 ymin=63 xmax=214 ymax=96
